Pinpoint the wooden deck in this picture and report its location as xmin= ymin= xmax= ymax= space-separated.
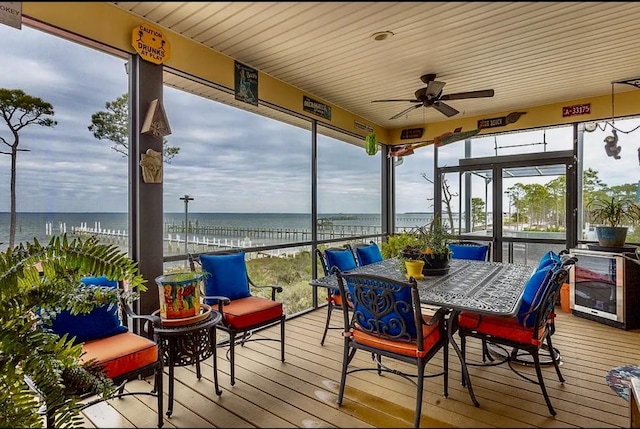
xmin=79 ymin=307 xmax=640 ymax=428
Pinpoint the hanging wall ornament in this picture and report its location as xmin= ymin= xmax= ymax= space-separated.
xmin=365 ymin=132 xmax=378 ymax=155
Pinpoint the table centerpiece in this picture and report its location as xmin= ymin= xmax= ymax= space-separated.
xmin=392 ymin=215 xmax=453 ymax=276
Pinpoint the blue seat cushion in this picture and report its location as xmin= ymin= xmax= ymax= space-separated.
xmin=324 ymin=248 xmax=357 ymax=272
xmin=537 ymin=250 xmax=562 ymax=271
xmin=516 ymin=267 xmax=555 ymax=328
xmin=200 ymin=252 xmax=251 ymax=304
xmin=448 ymin=243 xmax=489 ymax=261
xmin=49 ymin=276 xmax=127 ymax=344
xmin=356 ymin=243 xmax=383 ymax=266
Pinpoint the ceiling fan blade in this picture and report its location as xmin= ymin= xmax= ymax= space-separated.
xmin=425 ymin=80 xmax=446 ymax=97
xmin=389 ymin=104 xmax=421 ymax=120
xmin=372 ymin=99 xmax=420 ymax=103
xmin=432 ymin=101 xmax=459 ymax=117
xmin=440 ymin=89 xmax=495 ymax=101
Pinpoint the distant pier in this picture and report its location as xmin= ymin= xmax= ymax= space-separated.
xmin=49 ymin=216 xmax=426 ymax=257
xmin=64 ymin=221 xmax=387 ymax=257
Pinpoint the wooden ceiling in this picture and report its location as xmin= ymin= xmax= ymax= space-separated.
xmin=112 ymin=2 xmax=640 ymax=130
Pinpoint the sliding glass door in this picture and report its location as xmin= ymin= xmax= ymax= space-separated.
xmin=436 ymin=151 xmax=577 ymax=264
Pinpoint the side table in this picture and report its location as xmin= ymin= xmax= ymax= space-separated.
xmin=152 ymin=307 xmax=222 ymax=417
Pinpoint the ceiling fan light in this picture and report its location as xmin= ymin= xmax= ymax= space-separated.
xmin=372 ymin=31 xmax=394 ymax=41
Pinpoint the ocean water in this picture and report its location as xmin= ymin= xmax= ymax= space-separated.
xmin=0 ymin=212 xmax=434 ymax=252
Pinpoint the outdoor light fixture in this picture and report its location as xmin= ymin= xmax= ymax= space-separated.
xmin=371 ymin=31 xmax=394 ymax=41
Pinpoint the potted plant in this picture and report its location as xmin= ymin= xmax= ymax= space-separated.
xmin=155 ymin=271 xmax=202 ymax=319
xmin=586 ymin=196 xmax=640 ymax=247
xmin=0 ymin=234 xmax=146 ymax=428
xmin=384 ymin=216 xmax=453 ymax=275
xmin=381 ymin=231 xmax=422 ymax=259
xmin=413 ymin=215 xmax=453 ymax=272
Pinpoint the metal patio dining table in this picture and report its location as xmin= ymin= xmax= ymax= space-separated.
xmin=309 ymin=257 xmax=536 ymax=408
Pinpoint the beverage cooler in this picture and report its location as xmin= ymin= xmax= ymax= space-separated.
xmin=569 ymin=247 xmax=640 ymax=330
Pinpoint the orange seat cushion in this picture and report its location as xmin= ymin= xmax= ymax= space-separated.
xmin=222 ymin=296 xmax=283 ymax=330
xmin=352 ymin=315 xmax=442 ymax=358
xmin=458 ymin=311 xmax=546 ymax=346
xmin=80 ymin=331 xmax=159 ymax=379
xmin=327 ymin=292 xmax=352 ymax=308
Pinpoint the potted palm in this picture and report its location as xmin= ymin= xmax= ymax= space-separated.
xmin=586 ymin=196 xmax=640 ymax=247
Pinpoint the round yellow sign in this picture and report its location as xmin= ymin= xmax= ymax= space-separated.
xmin=132 ymin=23 xmax=171 ymax=65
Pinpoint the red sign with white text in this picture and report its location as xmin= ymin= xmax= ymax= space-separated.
xmin=562 ymin=103 xmax=591 ymax=117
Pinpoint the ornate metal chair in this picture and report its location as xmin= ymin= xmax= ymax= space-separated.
xmin=351 ymin=241 xmax=384 ymax=266
xmin=457 ymin=256 xmax=577 ymax=415
xmin=189 ymin=251 xmax=285 ymax=386
xmin=40 ymin=276 xmax=164 ymax=428
xmin=334 ymin=270 xmax=449 ymax=428
xmin=315 ymin=245 xmax=357 ymax=345
xmin=447 ymin=240 xmax=491 ymax=261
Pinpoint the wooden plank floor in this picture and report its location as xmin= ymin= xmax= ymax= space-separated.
xmin=80 ymin=307 xmax=640 ymax=428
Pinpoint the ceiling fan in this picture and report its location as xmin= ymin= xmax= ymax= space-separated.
xmin=372 ymin=73 xmax=495 ymax=120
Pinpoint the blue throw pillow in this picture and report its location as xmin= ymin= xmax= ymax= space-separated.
xmin=448 ymin=244 xmax=489 ymax=261
xmin=49 ymin=276 xmax=127 ymax=344
xmin=200 ymin=252 xmax=251 ymax=304
xmin=537 ymin=250 xmax=562 ymax=271
xmin=516 ymin=267 xmax=554 ymax=328
xmin=355 ymin=243 xmax=383 ymax=266
xmin=324 ymin=248 xmax=357 ymax=273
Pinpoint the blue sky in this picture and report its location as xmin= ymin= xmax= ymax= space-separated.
xmin=0 ymin=23 xmax=638 ymax=214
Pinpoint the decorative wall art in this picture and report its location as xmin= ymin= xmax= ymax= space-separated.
xmin=584 ymin=78 xmax=640 ymax=163
xmin=131 ymin=22 xmax=171 ymax=65
xmin=303 ymin=95 xmax=331 ymax=120
xmin=234 ymin=60 xmax=258 ymax=106
xmin=388 ymin=128 xmax=481 ymax=158
xmin=141 ymin=98 xmax=172 ymax=139
xmin=477 ymin=111 xmax=526 ymax=129
xmin=140 ymin=148 xmax=163 ymax=184
xmin=0 ymin=2 xmax=22 ymax=29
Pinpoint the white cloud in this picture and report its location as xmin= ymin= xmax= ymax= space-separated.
xmin=1 ymin=23 xmax=639 ymax=219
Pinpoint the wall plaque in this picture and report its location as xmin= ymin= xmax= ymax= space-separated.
xmin=478 ymin=111 xmax=526 ymax=129
xmin=303 ymin=96 xmax=331 ymax=120
xmin=400 ymin=128 xmax=424 ymax=140
xmin=562 ymin=103 xmax=591 ymax=117
xmin=0 ymin=2 xmax=21 ymax=29
xmin=132 ymin=23 xmax=171 ymax=65
xmin=354 ymin=120 xmax=373 ymax=133
xmin=234 ymin=61 xmax=258 ymax=106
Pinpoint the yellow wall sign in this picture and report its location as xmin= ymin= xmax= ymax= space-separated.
xmin=132 ymin=23 xmax=170 ymax=65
